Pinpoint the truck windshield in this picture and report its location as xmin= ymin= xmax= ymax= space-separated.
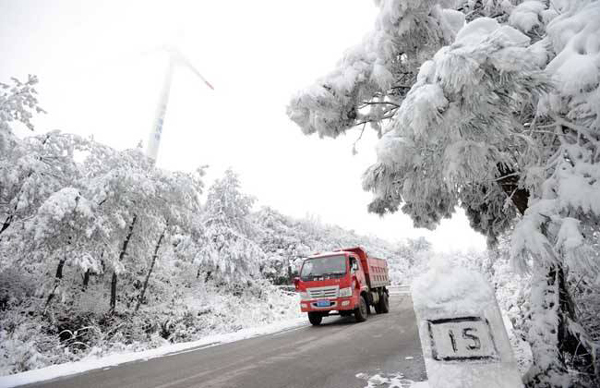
xmin=300 ymin=255 xmax=347 ymax=280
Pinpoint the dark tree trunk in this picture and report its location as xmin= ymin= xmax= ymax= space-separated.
xmin=554 ymin=267 xmax=576 ymax=349
xmin=82 ymin=269 xmax=91 ymax=291
xmin=110 ymin=272 xmax=118 ymax=311
xmin=0 ymin=169 xmax=36 ymax=240
xmin=496 ymin=164 xmax=529 ymax=215
xmin=135 ymin=225 xmax=167 ymax=313
xmin=0 ymin=213 xmax=14 ymax=237
xmin=110 ymin=215 xmax=137 ymax=313
xmin=44 ymin=258 xmax=66 ymax=312
xmin=55 ymin=259 xmax=65 ymax=279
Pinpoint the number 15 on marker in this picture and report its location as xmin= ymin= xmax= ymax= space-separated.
xmin=428 ymin=317 xmax=498 ymax=361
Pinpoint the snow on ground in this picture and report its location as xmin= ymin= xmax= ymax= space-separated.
xmin=0 ymin=282 xmax=303 ymax=377
xmin=356 ymin=372 xmax=428 ymax=388
xmin=0 ymin=316 xmax=307 ymax=388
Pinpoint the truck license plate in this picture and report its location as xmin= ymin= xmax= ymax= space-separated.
xmin=316 ymin=300 xmax=330 ymax=307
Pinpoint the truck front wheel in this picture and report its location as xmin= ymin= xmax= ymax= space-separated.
xmin=354 ymin=295 xmax=368 ymax=322
xmin=308 ymin=312 xmax=322 ymax=325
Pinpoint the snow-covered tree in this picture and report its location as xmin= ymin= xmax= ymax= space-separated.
xmin=82 ymin=147 xmax=205 ymax=312
xmin=289 ymin=1 xmax=600 ymax=386
xmin=197 ymin=169 xmax=263 ymax=285
xmin=0 ymin=132 xmax=98 ymax=302
xmin=29 ymin=187 xmax=103 ymax=310
xmin=0 ymin=126 xmax=206 ymax=313
xmin=253 ymin=207 xmax=317 ymax=283
xmin=0 ymin=132 xmax=84 ymax=245
xmin=0 ymin=75 xmax=43 ymax=152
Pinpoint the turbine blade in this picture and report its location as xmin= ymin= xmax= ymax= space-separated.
xmin=174 ymin=50 xmax=214 ymax=90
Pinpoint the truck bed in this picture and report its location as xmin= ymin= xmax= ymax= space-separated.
xmin=341 ymin=247 xmax=390 ymax=289
xmin=364 ymin=256 xmax=390 ymax=288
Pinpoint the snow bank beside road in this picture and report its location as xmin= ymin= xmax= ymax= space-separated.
xmin=0 ymin=317 xmax=306 ymax=388
xmin=412 ymin=265 xmax=497 ymax=314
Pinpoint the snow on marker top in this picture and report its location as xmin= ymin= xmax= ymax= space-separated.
xmin=412 ymin=266 xmax=523 ymax=388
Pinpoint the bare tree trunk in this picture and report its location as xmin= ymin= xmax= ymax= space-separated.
xmin=44 ymin=258 xmax=66 ymax=312
xmin=82 ymin=269 xmax=91 ymax=291
xmin=110 ymin=215 xmax=137 ymax=313
xmin=0 ymin=213 xmax=14 ymax=237
xmin=110 ymin=272 xmax=118 ymax=311
xmin=135 ymin=224 xmax=167 ymax=313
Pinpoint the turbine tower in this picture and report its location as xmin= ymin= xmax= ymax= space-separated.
xmin=146 ymin=45 xmax=214 ymax=163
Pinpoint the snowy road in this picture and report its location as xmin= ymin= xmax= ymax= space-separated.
xmin=25 ymin=291 xmax=425 ymax=388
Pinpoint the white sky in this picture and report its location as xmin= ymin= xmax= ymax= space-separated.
xmin=0 ymin=0 xmax=486 ymax=252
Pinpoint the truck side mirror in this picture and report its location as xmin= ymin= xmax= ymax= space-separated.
xmin=293 ymin=277 xmax=300 ymax=290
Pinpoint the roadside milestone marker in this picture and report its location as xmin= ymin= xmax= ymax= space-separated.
xmin=412 ymin=266 xmax=523 ymax=388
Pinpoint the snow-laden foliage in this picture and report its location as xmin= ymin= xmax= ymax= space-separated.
xmin=511 ymin=1 xmax=600 ymax=273
xmin=31 ymin=187 xmax=102 ymax=303
xmin=0 ymin=75 xmax=43 ymax=152
xmin=1 ymin=133 xmax=91 ymax=268
xmin=289 ymin=1 xmax=600 ymax=386
xmin=197 ymin=169 xmax=263 ymax=284
xmin=288 ymin=0 xmax=464 ymax=139
xmin=363 ymin=17 xmax=548 ymax=242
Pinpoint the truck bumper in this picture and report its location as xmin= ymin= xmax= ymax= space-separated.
xmin=300 ymin=297 xmax=356 ymax=313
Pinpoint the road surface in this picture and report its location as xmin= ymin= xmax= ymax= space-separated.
xmin=27 ymin=286 xmax=426 ymax=388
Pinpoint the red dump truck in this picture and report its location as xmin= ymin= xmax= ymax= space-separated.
xmin=293 ymin=247 xmax=390 ymax=325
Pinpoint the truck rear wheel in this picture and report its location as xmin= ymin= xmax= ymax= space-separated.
xmin=308 ymin=312 xmax=322 ymax=325
xmin=354 ymin=295 xmax=368 ymax=322
xmin=378 ymin=292 xmax=389 ymax=313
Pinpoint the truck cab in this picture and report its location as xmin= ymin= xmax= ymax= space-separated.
xmin=293 ymin=247 xmax=390 ymax=325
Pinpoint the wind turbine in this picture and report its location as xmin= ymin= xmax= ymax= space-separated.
xmin=146 ymin=45 xmax=214 ymax=163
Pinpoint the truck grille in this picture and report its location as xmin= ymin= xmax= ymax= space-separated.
xmin=307 ymin=286 xmax=339 ymax=299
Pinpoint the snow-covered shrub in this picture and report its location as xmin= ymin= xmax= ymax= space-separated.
xmin=0 ymin=312 xmax=58 ymax=375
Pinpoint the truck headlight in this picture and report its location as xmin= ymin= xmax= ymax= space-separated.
xmin=339 ymin=287 xmax=352 ymax=297
xmin=299 ymin=292 xmax=310 ymax=300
